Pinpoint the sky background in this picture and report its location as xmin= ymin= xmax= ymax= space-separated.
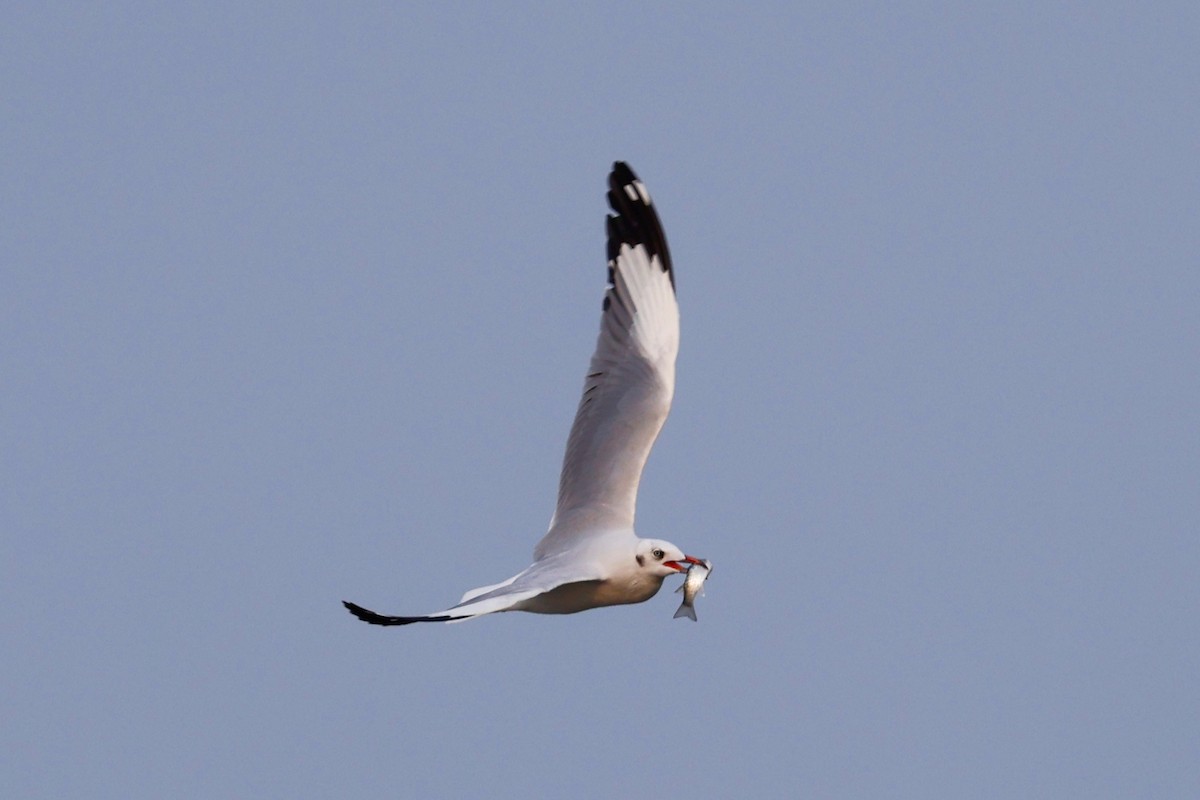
xmin=3 ymin=3 xmax=1198 ymax=798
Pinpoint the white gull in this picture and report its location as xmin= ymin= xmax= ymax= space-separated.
xmin=343 ymin=162 xmax=702 ymax=626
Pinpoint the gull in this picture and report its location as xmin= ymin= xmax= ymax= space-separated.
xmin=343 ymin=162 xmax=702 ymax=626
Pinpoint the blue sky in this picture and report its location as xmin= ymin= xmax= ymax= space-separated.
xmin=3 ymin=3 xmax=1198 ymax=797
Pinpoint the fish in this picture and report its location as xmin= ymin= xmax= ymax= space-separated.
xmin=673 ymin=558 xmax=713 ymax=621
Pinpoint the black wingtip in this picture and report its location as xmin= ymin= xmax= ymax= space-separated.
xmin=342 ymin=600 xmax=452 ymax=627
xmin=610 ymin=160 xmax=638 ymax=185
xmin=605 ymin=162 xmax=674 ymax=290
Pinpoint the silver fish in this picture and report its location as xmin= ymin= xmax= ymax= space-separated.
xmin=673 ymin=559 xmax=713 ymax=621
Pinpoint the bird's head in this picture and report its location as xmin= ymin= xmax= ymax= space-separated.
xmin=635 ymin=539 xmax=704 ymax=578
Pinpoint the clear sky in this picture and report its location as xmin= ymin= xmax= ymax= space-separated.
xmin=4 ymin=3 xmax=1198 ymax=798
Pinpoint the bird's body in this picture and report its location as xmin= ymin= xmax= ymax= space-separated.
xmin=343 ymin=163 xmax=703 ymax=627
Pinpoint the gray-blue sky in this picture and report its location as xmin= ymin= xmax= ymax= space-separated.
xmin=3 ymin=3 xmax=1198 ymax=797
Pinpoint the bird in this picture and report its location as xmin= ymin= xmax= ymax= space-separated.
xmin=343 ymin=162 xmax=703 ymax=626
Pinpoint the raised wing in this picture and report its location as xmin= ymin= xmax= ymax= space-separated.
xmin=534 ymin=163 xmax=678 ymax=559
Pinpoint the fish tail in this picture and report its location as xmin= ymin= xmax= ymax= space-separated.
xmin=673 ymin=603 xmax=697 ymax=621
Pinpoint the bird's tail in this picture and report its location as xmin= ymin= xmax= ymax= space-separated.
xmin=673 ymin=603 xmax=697 ymax=621
xmin=342 ymin=582 xmax=547 ymax=627
xmin=342 ymin=600 xmax=464 ymax=626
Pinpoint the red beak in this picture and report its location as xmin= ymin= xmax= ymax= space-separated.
xmin=664 ymin=555 xmax=704 ymax=572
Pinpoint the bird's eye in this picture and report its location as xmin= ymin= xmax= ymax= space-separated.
xmin=652 ymin=548 xmax=664 ymax=560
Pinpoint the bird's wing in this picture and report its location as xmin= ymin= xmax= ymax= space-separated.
xmin=342 ymin=553 xmax=605 ymax=626
xmin=534 ymin=162 xmax=678 ymax=560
